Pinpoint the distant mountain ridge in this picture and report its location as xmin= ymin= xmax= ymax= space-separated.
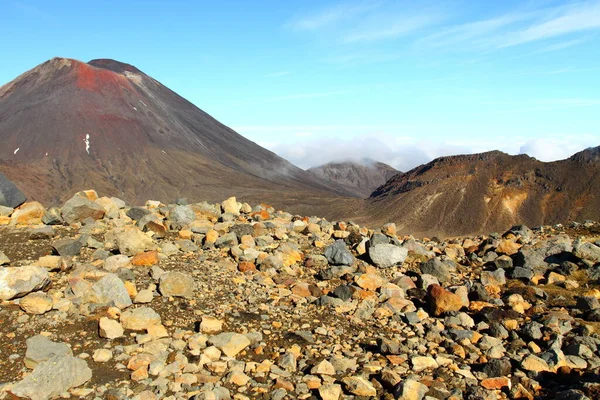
xmin=367 ymin=147 xmax=600 ymax=236
xmin=307 ymin=159 xmax=399 ymax=198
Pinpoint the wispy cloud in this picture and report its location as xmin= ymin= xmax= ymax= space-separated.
xmin=419 ymin=12 xmax=533 ymax=49
xmin=499 ymin=1 xmax=600 ymax=47
xmin=287 ymin=2 xmax=378 ymax=31
xmin=236 ymin=90 xmax=352 ymax=105
xmin=266 ymin=71 xmax=292 ymax=78
xmin=344 ymin=13 xmax=442 ymax=43
xmin=537 ymin=36 xmax=591 ymax=52
xmin=11 ymin=1 xmax=57 ymax=22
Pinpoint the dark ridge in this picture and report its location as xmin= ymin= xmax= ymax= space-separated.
xmin=88 ymin=59 xmax=143 ymax=75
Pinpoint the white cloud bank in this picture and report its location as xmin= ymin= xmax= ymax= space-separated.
xmin=238 ymin=130 xmax=599 ymax=172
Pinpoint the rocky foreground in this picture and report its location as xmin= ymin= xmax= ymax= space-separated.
xmin=0 ymin=192 xmax=600 ymax=400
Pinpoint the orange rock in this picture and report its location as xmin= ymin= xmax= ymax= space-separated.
xmin=205 ymin=229 xmax=219 ymax=244
xmin=124 ymin=281 xmax=138 ymax=298
xmin=131 ymin=366 xmax=149 ymax=381
xmin=428 ymin=284 xmax=464 ymax=316
xmin=355 ymin=273 xmax=385 ymax=291
xmin=131 ymin=251 xmax=159 ymax=266
xmin=128 ymin=354 xmax=153 ymax=370
xmin=353 ymin=289 xmax=378 ymax=301
xmin=481 ymin=377 xmax=511 ymax=390
xmin=281 ymin=250 xmax=303 ymax=267
xmin=292 ymin=282 xmax=312 ymax=297
xmin=381 ymin=223 xmax=397 ymax=236
xmin=0 ymin=216 xmax=10 ymax=225
xmin=82 ymin=189 xmax=99 ymax=201
xmin=10 ymin=201 xmax=45 ymax=225
xmin=251 ymin=210 xmax=270 ymax=221
xmin=386 ymin=355 xmax=407 ymax=365
xmin=238 ymin=261 xmax=256 ymax=273
xmin=275 ymin=378 xmax=294 ymax=391
xmin=496 ymin=240 xmax=521 ymax=255
xmin=179 ymin=229 xmax=193 ymax=240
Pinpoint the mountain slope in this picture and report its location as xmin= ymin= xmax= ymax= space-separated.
xmin=367 ymin=148 xmax=600 ymax=236
xmin=0 ymin=57 xmax=359 ymax=211
xmin=307 ymin=159 xmax=399 ymax=197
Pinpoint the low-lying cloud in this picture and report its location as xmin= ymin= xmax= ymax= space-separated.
xmin=256 ymin=134 xmax=599 ymax=172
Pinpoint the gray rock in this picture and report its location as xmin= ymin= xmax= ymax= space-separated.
xmin=369 ymin=244 xmax=408 ymax=268
xmin=52 ymin=237 xmax=84 ymax=257
xmin=159 ymin=272 xmax=195 ymax=298
xmin=61 ymin=195 xmax=105 ymax=224
xmin=168 ymin=205 xmax=195 ymax=228
xmin=29 ymin=226 xmax=56 ymax=240
xmin=107 ymin=226 xmax=156 ymax=256
xmin=483 ymin=358 xmax=512 ymax=377
xmin=42 ymin=207 xmax=64 ymax=225
xmin=369 ymin=233 xmax=390 ymax=247
xmin=333 ymin=284 xmax=355 ymax=301
xmin=481 ymin=269 xmax=506 ymax=286
xmin=0 ymin=251 xmax=9 ymax=266
xmin=574 ymin=241 xmax=600 ymax=263
xmin=0 ymin=172 xmax=26 ymax=208
xmin=420 ymin=258 xmax=455 ymax=283
xmin=24 ymin=335 xmax=72 ymax=369
xmin=324 ymin=240 xmax=355 ymax=266
xmin=508 ymin=267 xmax=534 ymax=280
xmin=504 ymin=224 xmax=533 ymax=240
xmin=393 ymin=378 xmax=428 ymax=400
xmin=215 ymin=232 xmax=238 ymax=248
xmin=515 ymin=234 xmax=573 ymax=271
xmin=11 ymin=355 xmax=92 ymax=400
xmin=0 ymin=266 xmax=50 ymax=300
xmin=126 ymin=207 xmax=151 ymax=221
xmin=0 ymin=205 xmax=13 ymax=217
xmin=208 ymin=332 xmax=251 ymax=357
xmin=84 ymin=273 xmax=132 ymax=309
xmin=231 ymin=224 xmax=254 ymax=240
xmin=401 ymin=239 xmax=435 ymax=258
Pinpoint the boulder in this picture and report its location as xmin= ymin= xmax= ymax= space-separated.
xmin=11 ymin=355 xmax=92 ymax=400
xmin=120 ymin=307 xmax=161 ymax=331
xmin=0 ymin=266 xmax=50 ymax=300
xmin=10 ymin=201 xmax=44 ymax=225
xmin=420 ymin=258 xmax=455 ymax=283
xmin=19 ymin=292 xmax=53 ymax=314
xmin=24 ymin=335 xmax=72 ymax=369
xmin=0 ymin=172 xmax=26 ymax=208
xmin=428 ymin=284 xmax=464 ymax=316
xmin=84 ymin=273 xmax=133 ymax=309
xmin=106 ymin=226 xmax=156 ymax=256
xmin=369 ymin=244 xmax=408 ymax=268
xmin=61 ymin=194 xmax=105 ymax=224
xmin=209 ymin=332 xmax=251 ymax=357
xmin=324 ymin=240 xmax=355 ymax=266
xmin=159 ymin=272 xmax=195 ymax=298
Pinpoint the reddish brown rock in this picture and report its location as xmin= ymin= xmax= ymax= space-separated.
xmin=428 ymin=284 xmax=464 ymax=316
xmin=481 ymin=377 xmax=511 ymax=390
xmin=238 ymin=262 xmax=256 ymax=273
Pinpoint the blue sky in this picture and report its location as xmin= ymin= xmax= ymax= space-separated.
xmin=1 ymin=0 xmax=599 ymax=171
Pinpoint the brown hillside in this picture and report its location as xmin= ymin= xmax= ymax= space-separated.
xmin=367 ymin=148 xmax=600 ymax=237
